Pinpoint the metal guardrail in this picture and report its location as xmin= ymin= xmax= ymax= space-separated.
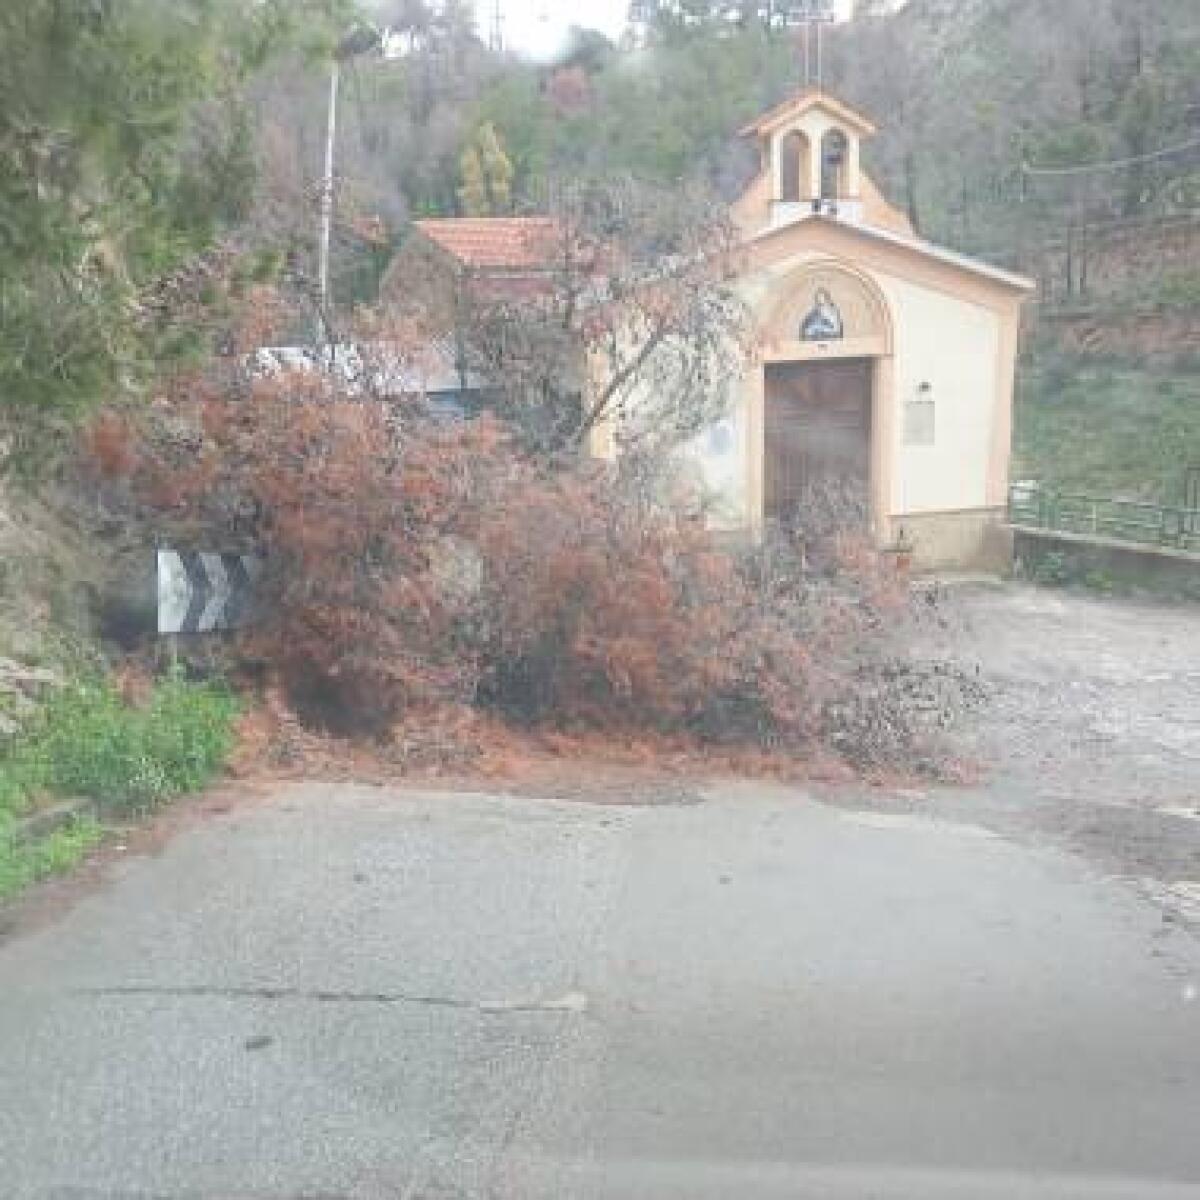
xmin=1009 ymin=484 xmax=1200 ymax=554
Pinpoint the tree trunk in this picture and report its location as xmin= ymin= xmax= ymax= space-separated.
xmin=903 ymin=151 xmax=922 ymax=235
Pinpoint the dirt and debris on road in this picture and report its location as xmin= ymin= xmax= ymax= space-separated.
xmin=228 ymin=579 xmax=1200 ymax=902
xmin=926 ymin=582 xmax=1199 ymax=805
xmin=830 ymin=581 xmax=1200 ymax=924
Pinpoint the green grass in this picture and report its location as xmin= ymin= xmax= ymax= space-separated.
xmin=0 ymin=674 xmax=239 ymax=899
xmin=1014 ymin=354 xmax=1200 ymax=504
xmin=0 ymin=675 xmax=239 ymax=817
xmin=0 ymin=813 xmax=104 ymax=901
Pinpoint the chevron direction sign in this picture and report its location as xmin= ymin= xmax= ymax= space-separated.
xmin=157 ymin=550 xmax=263 ymax=635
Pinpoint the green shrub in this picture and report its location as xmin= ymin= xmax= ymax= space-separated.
xmin=0 ymin=750 xmax=49 ymax=818
xmin=0 ymin=676 xmax=239 ymax=815
xmin=1082 ymin=569 xmax=1115 ymax=594
xmin=0 ymin=814 xmax=103 ymax=901
xmin=1030 ymin=551 xmax=1072 ymax=587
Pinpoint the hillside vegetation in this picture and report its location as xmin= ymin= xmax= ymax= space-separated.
xmin=1014 ymin=353 xmax=1200 ymax=504
xmin=6 ymin=0 xmax=1196 ymax=441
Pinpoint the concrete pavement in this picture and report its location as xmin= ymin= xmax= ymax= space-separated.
xmin=1 ymin=781 xmax=1198 ymax=1198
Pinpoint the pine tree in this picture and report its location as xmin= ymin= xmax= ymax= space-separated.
xmin=478 ymin=123 xmax=514 ymax=213
xmin=0 ymin=0 xmax=348 ymax=469
xmin=457 ymin=123 xmax=514 ymax=215
xmin=458 ymin=144 xmax=490 ymax=215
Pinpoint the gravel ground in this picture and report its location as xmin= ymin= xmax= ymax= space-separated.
xmin=832 ymin=581 xmax=1200 ymax=926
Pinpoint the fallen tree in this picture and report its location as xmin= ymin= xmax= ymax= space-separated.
xmin=99 ymin=357 xmax=972 ymax=777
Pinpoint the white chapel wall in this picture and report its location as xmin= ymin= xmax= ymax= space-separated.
xmin=873 ymin=270 xmax=1001 ymax=517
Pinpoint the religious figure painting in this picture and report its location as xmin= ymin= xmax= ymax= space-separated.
xmin=800 ymin=288 xmax=844 ymax=341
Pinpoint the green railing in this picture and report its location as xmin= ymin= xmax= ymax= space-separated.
xmin=1009 ymin=484 xmax=1200 ymax=554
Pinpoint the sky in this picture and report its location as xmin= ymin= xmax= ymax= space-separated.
xmin=499 ymin=1 xmax=855 ymax=61
xmin=501 ymin=0 xmax=628 ymax=59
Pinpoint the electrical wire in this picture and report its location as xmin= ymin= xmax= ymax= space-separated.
xmin=1022 ymin=133 xmax=1200 ymax=177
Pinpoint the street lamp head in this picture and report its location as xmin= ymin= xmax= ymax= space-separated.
xmin=335 ymin=24 xmax=382 ymax=61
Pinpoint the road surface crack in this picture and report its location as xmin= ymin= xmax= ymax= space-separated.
xmin=74 ymin=984 xmax=588 ymax=1014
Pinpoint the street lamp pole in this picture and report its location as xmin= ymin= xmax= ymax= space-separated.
xmin=315 ymin=25 xmax=382 ymax=347
xmin=316 ymin=57 xmax=340 ymax=346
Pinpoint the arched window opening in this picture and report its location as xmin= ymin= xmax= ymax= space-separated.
xmin=820 ymin=129 xmax=849 ymax=200
xmin=780 ymin=131 xmax=809 ymax=203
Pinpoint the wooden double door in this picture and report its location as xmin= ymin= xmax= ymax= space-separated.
xmin=763 ymin=358 xmax=873 ymax=522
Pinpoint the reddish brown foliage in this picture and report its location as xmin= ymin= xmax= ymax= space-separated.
xmin=127 ymin=370 xmax=965 ymax=774
xmin=546 ymin=67 xmax=592 ymax=115
xmin=83 ymin=410 xmax=139 ymax=479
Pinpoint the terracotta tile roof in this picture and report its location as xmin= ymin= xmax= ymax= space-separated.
xmin=414 ymin=217 xmax=559 ymax=271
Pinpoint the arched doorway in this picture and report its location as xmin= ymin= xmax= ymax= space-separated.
xmin=755 ymin=262 xmax=894 ymax=534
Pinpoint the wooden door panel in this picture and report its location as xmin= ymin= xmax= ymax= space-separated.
xmin=764 ymin=359 xmax=871 ymax=521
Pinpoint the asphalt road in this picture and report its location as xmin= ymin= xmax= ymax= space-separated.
xmin=2 ymin=781 xmax=1198 ymax=1199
